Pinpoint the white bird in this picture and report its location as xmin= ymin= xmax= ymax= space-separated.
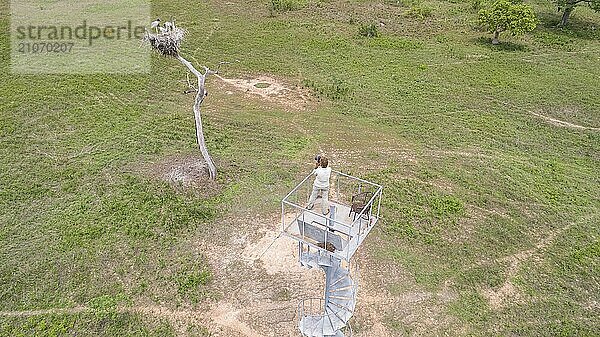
xmin=150 ymin=18 xmax=161 ymax=32
xmin=164 ymin=21 xmax=174 ymax=31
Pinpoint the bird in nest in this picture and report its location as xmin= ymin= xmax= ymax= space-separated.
xmin=150 ymin=18 xmax=161 ymax=32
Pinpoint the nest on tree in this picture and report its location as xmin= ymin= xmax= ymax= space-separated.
xmin=143 ymin=27 xmax=186 ymax=57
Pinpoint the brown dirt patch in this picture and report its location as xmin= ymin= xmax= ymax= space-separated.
xmin=134 ymin=155 xmax=220 ymax=195
xmin=207 ymin=302 xmax=267 ymax=337
xmin=481 ymin=282 xmax=522 ymax=310
xmin=195 ymin=218 xmax=325 ymax=336
xmin=215 ymin=74 xmax=314 ymax=110
xmin=155 ymin=156 xmax=208 ymax=186
xmin=241 ymin=229 xmax=310 ymax=276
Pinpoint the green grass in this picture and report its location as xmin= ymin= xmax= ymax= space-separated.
xmin=1 ymin=0 xmax=599 ymax=335
xmin=0 ymin=313 xmax=176 ymax=337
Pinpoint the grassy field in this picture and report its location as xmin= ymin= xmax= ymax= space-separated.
xmin=1 ymin=0 xmax=599 ymax=336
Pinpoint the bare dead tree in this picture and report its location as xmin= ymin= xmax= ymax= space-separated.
xmin=143 ymin=21 xmax=218 ymax=179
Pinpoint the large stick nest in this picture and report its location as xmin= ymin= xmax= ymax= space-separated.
xmin=144 ymin=27 xmax=186 ymax=57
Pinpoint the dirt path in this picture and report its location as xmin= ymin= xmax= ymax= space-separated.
xmin=481 ymin=215 xmax=589 ymax=309
xmin=529 ymin=111 xmax=600 ymax=131
xmin=207 ymin=302 xmax=268 ymax=337
xmin=492 ymin=97 xmax=599 ymax=132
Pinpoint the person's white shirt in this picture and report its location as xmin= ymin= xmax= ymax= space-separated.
xmin=313 ymin=166 xmax=332 ymax=188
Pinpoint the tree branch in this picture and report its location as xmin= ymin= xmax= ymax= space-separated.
xmin=176 ymin=54 xmax=217 ymax=180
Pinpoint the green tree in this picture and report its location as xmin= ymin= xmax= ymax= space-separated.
xmin=555 ymin=0 xmax=600 ymax=26
xmin=478 ymin=0 xmax=537 ymax=45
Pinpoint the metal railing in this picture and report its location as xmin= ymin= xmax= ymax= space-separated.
xmin=296 ymin=255 xmax=359 ymax=337
xmin=297 ymin=297 xmax=353 ymax=337
xmin=282 ymin=170 xmax=383 ymax=262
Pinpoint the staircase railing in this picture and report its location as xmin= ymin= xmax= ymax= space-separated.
xmin=297 ymin=297 xmax=325 ymax=322
xmin=297 ymin=251 xmax=359 ymax=337
xmin=297 ymin=297 xmax=353 ymax=337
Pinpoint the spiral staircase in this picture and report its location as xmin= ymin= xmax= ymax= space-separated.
xmin=280 ymin=170 xmax=383 ymax=337
xmin=297 ymin=243 xmax=358 ymax=337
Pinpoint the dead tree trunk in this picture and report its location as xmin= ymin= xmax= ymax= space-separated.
xmin=143 ymin=22 xmax=220 ymax=180
xmin=176 ymin=55 xmax=217 ymax=180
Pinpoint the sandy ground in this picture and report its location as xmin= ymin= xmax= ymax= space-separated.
xmin=215 ymin=75 xmax=314 ymax=111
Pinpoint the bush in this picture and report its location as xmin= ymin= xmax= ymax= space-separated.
xmin=302 ymin=77 xmax=351 ymax=100
xmin=478 ymin=0 xmax=537 ymax=44
xmin=358 ymin=23 xmax=379 ymax=37
xmin=406 ymin=4 xmax=433 ymax=20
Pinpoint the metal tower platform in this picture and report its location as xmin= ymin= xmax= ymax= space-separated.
xmin=280 ymin=170 xmax=383 ymax=337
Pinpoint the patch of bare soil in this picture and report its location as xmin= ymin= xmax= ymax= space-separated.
xmin=134 ymin=155 xmax=220 ymax=194
xmin=481 ymin=282 xmax=522 ymax=310
xmin=241 ymin=229 xmax=311 ymax=276
xmin=197 ymin=211 xmax=462 ymax=336
xmin=157 ymin=156 xmax=208 ymax=186
xmin=192 ymin=217 xmax=326 ymax=336
xmin=113 ymin=218 xmax=322 ymax=337
xmin=583 ymin=300 xmax=599 ymax=311
xmin=208 ymin=302 xmax=268 ymax=337
xmin=480 ymin=249 xmax=528 ymax=310
xmin=215 ymin=74 xmax=314 ymax=110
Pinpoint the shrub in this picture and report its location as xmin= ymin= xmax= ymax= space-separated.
xmin=406 ymin=4 xmax=433 ymax=20
xmin=478 ymin=0 xmax=537 ymax=44
xmin=302 ymin=77 xmax=351 ymax=100
xmin=358 ymin=23 xmax=379 ymax=37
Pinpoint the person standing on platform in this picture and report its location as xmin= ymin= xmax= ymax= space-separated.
xmin=307 ymin=155 xmax=331 ymax=215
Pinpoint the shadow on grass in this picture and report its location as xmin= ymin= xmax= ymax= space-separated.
xmin=473 ymin=37 xmax=529 ymax=52
xmin=537 ymin=11 xmax=600 ymax=41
